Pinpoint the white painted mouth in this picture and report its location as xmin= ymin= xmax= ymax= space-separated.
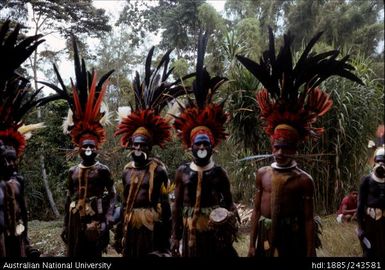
xmin=197 ymin=150 xmax=207 ymax=159
xmin=134 ymin=150 xmax=142 ymax=156
xmin=85 ymin=149 xmax=92 ymax=156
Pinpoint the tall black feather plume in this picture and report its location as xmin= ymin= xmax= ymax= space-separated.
xmin=39 ymin=36 xmax=114 ymax=114
xmin=236 ymin=27 xmax=364 ymax=104
xmin=191 ymin=30 xmax=228 ymax=109
xmin=195 ymin=31 xmax=209 ymax=109
xmin=131 ymin=46 xmax=194 ymax=114
xmin=0 ymin=20 xmax=47 ymax=129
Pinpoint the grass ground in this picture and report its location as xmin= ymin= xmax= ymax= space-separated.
xmin=233 ymin=214 xmax=362 ymax=257
xmin=28 ymin=214 xmax=362 ymax=257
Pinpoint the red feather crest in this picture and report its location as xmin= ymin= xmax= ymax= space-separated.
xmin=69 ymin=72 xmax=109 ymax=147
xmin=0 ymin=128 xmax=25 ymax=156
xmin=115 ymin=109 xmax=171 ymax=148
xmin=173 ymin=104 xmax=228 ymax=148
xmin=257 ymin=87 xmax=333 ymax=140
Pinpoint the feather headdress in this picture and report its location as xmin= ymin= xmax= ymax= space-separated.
xmin=115 ymin=46 xmax=193 ymax=148
xmin=237 ymin=27 xmax=364 ymax=143
xmin=173 ymin=32 xmax=229 ymax=148
xmin=40 ymin=38 xmax=114 ymax=148
xmin=0 ymin=20 xmax=46 ymax=156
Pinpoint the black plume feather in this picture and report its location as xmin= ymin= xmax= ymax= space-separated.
xmin=40 ymin=36 xmax=114 ymax=115
xmin=131 ymin=46 xmax=193 ymax=113
xmin=192 ymin=30 xmax=228 ymax=109
xmin=0 ymin=20 xmax=47 ymax=129
xmin=236 ymin=27 xmax=364 ymax=103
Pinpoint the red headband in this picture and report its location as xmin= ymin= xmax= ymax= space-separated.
xmin=272 ymin=124 xmax=299 ymax=145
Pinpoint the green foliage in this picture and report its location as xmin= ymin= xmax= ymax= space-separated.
xmin=234 ymin=18 xmax=262 ymax=59
xmin=286 ymin=0 xmax=383 ymax=56
xmin=226 ymin=68 xmax=265 ymax=153
xmin=172 ymin=58 xmax=190 ymax=80
xmin=118 ymin=0 xmax=204 ymax=54
xmin=198 ymin=3 xmax=225 ymax=34
xmin=152 ymin=138 xmax=191 ymax=182
xmin=1 ymin=0 xmax=111 ymax=38
xmin=215 ymin=142 xmax=263 ymax=205
xmin=300 ymin=53 xmax=384 ymax=213
xmin=20 ymin=99 xmax=72 ymax=220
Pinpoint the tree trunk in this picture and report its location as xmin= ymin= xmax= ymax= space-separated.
xmin=30 ymin=17 xmax=60 ymax=218
xmin=39 ymin=149 xmax=60 ymax=218
xmin=35 ymin=89 xmax=60 ymax=219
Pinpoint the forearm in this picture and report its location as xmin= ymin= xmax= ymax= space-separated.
xmin=171 ymin=206 xmax=183 ymax=240
xmin=63 ymin=192 xmax=71 ymax=227
xmin=106 ymin=185 xmax=116 ymax=220
xmin=342 ymin=208 xmax=357 ymax=215
xmin=249 ymin=210 xmax=260 ymax=249
xmin=171 ymin=169 xmax=183 ymax=240
xmin=305 ymin=219 xmax=316 ymax=256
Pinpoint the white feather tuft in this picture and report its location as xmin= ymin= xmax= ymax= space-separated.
xmin=164 ymin=101 xmax=180 ymax=123
xmin=116 ymin=106 xmax=131 ymax=124
xmin=62 ymin=109 xmax=74 ymax=134
xmin=100 ymin=102 xmax=111 ymax=126
xmin=18 ymin=122 xmax=46 ymax=140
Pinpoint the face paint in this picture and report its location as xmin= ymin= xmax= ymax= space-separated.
xmin=374 ymin=163 xmax=385 ymax=179
xmin=80 ymin=139 xmax=97 ymax=162
xmin=197 ymin=149 xmax=208 ymax=159
xmin=130 ymin=137 xmax=151 ymax=166
xmin=132 ymin=151 xmax=148 ymax=166
xmin=0 ymin=146 xmax=17 ymax=178
xmin=85 ymin=146 xmax=93 ymax=156
xmin=192 ymin=141 xmax=212 ymax=166
xmin=132 ymin=150 xmax=147 ymax=160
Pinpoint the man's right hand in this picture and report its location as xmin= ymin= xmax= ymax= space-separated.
xmin=171 ymin=239 xmax=180 ymax=257
xmin=356 ymin=227 xmax=365 ymax=240
xmin=60 ymin=228 xmax=68 ymax=244
xmin=356 ymin=228 xmax=371 ymax=249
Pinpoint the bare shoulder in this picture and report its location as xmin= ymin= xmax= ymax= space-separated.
xmin=257 ymin=166 xmax=271 ymax=176
xmin=215 ymin=165 xmax=229 ymax=176
xmin=96 ymin=162 xmax=111 ymax=173
xmin=296 ymin=167 xmax=314 ymax=182
xmin=296 ymin=168 xmax=315 ymax=194
xmin=176 ymin=163 xmax=189 ymax=173
xmin=151 ymin=158 xmax=168 ymax=174
xmin=98 ymin=162 xmax=110 ymax=171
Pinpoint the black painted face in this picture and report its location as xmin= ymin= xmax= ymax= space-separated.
xmin=191 ymin=134 xmax=212 ymax=166
xmin=374 ymin=161 xmax=385 ymax=179
xmin=130 ymin=135 xmax=151 ymax=166
xmin=79 ymin=139 xmax=97 ymax=162
xmin=0 ymin=145 xmax=17 ymax=177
